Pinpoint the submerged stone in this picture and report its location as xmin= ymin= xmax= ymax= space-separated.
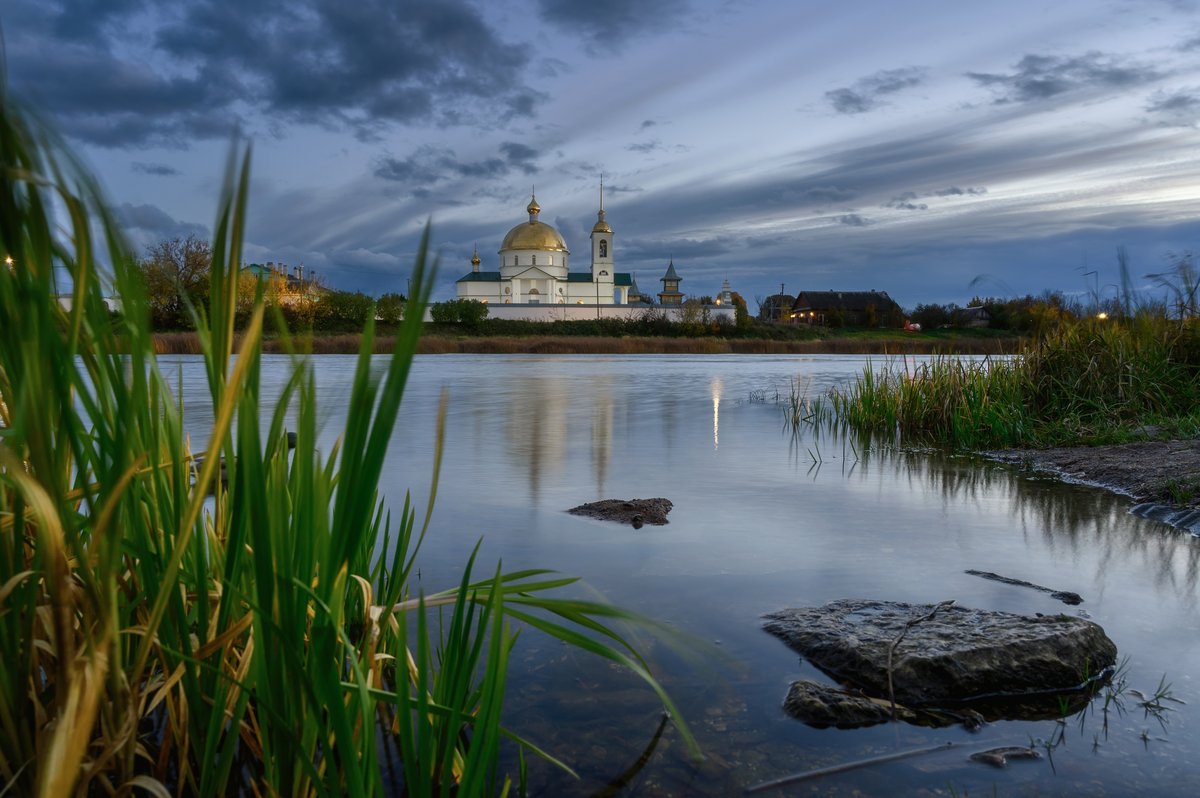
xmin=763 ymin=599 xmax=1117 ymax=716
xmin=567 ymin=498 xmax=672 ymax=527
xmin=782 ymin=680 xmax=906 ymax=729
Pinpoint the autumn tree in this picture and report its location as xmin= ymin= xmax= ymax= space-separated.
xmin=140 ymin=235 xmax=211 ymax=328
xmin=376 ymin=292 xmax=407 ymax=324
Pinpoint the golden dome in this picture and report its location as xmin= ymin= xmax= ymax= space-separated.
xmin=592 ymin=208 xmax=612 ymax=234
xmin=500 ymin=221 xmax=569 ymax=252
xmin=501 ymin=194 xmax=569 ymax=252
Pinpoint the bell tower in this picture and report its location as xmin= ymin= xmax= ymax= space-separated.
xmin=590 ymin=177 xmax=614 ymax=292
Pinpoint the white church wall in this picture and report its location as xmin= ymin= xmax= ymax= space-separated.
xmin=437 ymin=304 xmax=736 ymax=323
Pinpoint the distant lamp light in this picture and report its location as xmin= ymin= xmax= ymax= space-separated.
xmin=3 ymin=255 xmax=12 ymax=268
xmin=1097 ymin=312 xmax=1109 ymax=320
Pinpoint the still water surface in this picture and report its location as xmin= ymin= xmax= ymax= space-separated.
xmin=167 ymin=353 xmax=1200 ymax=796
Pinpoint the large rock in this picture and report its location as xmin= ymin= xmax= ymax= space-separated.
xmin=567 ymin=498 xmax=672 ymax=527
xmin=763 ymin=599 xmax=1116 ymax=710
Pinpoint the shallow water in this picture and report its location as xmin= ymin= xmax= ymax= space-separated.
xmin=165 ymin=353 xmax=1200 ymax=796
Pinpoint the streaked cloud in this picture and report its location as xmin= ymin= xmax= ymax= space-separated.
xmin=826 ymin=67 xmax=926 ymax=114
xmin=967 ymin=52 xmax=1160 ymax=103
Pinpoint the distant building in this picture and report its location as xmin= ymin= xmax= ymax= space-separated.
xmin=627 ymin=275 xmax=652 ymax=306
xmin=717 ymin=278 xmax=734 ymax=307
xmin=456 ymin=189 xmax=632 ymax=307
xmin=657 ymin=259 xmax=684 ymax=306
xmin=957 ymin=305 xmax=992 ymax=328
xmin=758 ymin=291 xmax=795 ymax=323
xmin=790 ymin=290 xmax=901 ymax=327
xmin=450 ymin=185 xmax=734 ymax=323
xmin=241 ymin=261 xmax=323 ymax=304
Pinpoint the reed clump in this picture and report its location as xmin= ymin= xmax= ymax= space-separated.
xmin=822 ymin=317 xmax=1200 ymax=449
xmin=0 ymin=89 xmax=692 ymax=795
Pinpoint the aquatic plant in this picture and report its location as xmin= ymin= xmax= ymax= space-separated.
xmin=817 ymin=315 xmax=1200 ymax=448
xmin=0 ymin=84 xmax=693 ymax=795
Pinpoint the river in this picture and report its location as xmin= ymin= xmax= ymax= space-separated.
xmin=165 ymin=352 xmax=1200 ymax=796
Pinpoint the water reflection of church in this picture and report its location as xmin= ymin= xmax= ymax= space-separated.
xmin=500 ymin=371 xmax=727 ymax=504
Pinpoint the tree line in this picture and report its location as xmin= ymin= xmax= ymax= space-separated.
xmin=139 ymin=235 xmax=405 ymax=332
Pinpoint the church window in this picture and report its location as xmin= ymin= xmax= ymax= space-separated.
xmin=599 ymin=240 xmax=608 ymax=257
xmin=600 ymin=270 xmax=608 ymax=276
xmin=532 ymin=255 xmax=536 ymax=265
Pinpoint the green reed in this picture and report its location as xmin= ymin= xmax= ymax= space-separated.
xmin=0 ymin=84 xmax=693 ymax=796
xmin=817 ymin=317 xmax=1200 ymax=449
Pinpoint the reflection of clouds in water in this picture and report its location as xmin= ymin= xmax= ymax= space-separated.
xmin=803 ymin=427 xmax=1200 ymax=609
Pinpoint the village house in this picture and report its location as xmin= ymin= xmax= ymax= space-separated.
xmin=789 ymin=290 xmax=902 ymax=327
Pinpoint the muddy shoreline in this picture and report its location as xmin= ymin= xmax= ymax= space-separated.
xmin=984 ymin=439 xmax=1200 ymax=513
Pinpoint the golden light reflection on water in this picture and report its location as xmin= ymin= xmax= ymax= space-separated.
xmin=710 ymin=375 xmax=723 ymax=450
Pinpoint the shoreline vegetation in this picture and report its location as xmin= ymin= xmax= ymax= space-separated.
xmin=811 ymin=310 xmax=1200 ymax=518
xmin=819 ymin=315 xmax=1200 ymax=449
xmin=1 ymin=89 xmax=696 ymax=795
xmin=149 ymin=329 xmax=1022 ymax=355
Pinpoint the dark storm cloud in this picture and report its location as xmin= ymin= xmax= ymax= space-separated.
xmin=536 ymin=0 xmax=689 ymax=47
xmin=800 ymin=186 xmax=855 ymax=203
xmin=835 ymin=214 xmax=871 ymax=226
xmin=117 ymin=202 xmax=208 ymax=243
xmin=500 ymin=142 xmax=540 ymax=175
xmin=934 ymin=186 xmax=988 ymax=196
xmin=604 ymin=184 xmax=644 ymax=195
xmin=627 ymin=140 xmax=663 ymax=153
xmin=1146 ymin=88 xmax=1200 ymax=125
xmin=5 ymin=0 xmax=542 ymax=147
xmin=132 ymin=162 xmax=180 ymax=176
xmin=885 ymin=187 xmax=987 ymax=209
xmin=825 ymin=67 xmax=926 ymax=114
xmin=885 ymin=192 xmax=928 ymax=211
xmin=967 ymin=52 xmax=1160 ymax=103
xmin=617 ymin=236 xmax=736 ymax=262
xmin=640 ymin=119 xmax=658 ymax=130
xmin=374 ymin=142 xmax=542 ymax=188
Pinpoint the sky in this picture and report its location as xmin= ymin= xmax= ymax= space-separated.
xmin=7 ymin=0 xmax=1200 ymax=310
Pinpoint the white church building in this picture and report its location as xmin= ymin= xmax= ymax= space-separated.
xmin=456 ymin=189 xmax=632 ymax=308
xmin=453 ymin=187 xmax=736 ymax=323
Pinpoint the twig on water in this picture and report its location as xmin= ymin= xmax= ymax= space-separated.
xmin=744 ymin=741 xmax=956 ymax=794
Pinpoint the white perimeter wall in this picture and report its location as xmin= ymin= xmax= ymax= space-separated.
xmin=420 ymin=304 xmax=736 ymax=324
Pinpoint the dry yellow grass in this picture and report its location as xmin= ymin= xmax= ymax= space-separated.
xmin=146 ymin=331 xmax=1017 ymax=356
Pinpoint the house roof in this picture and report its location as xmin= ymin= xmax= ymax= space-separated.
xmin=661 ymin=260 xmax=681 ymax=282
xmin=792 ymin=290 xmax=898 ymax=311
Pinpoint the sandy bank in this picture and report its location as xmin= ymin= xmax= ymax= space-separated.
xmin=985 ymin=439 xmax=1200 ymax=512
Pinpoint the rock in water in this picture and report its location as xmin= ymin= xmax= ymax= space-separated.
xmin=782 ymin=680 xmax=908 ymax=729
xmin=763 ymin=599 xmax=1116 ymax=708
xmin=567 ymin=498 xmax=672 ymax=527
